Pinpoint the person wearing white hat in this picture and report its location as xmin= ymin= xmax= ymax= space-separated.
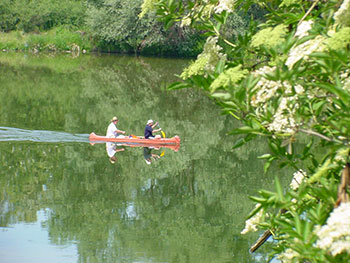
xmin=106 ymin=116 xmax=126 ymax=138
xmin=144 ymin=119 xmax=162 ymax=139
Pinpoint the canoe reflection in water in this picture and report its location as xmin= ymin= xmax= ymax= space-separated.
xmin=106 ymin=142 xmax=125 ymax=164
xmin=89 ymin=133 xmax=179 ymax=164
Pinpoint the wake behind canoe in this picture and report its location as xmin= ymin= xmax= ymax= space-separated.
xmin=89 ymin=132 xmax=180 ymax=151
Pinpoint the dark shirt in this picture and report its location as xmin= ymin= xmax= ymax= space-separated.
xmin=143 ymin=147 xmax=152 ymax=159
xmin=144 ymin=125 xmax=154 ymax=139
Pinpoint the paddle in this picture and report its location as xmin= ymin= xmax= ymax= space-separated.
xmin=156 ymin=122 xmax=166 ymax=157
xmin=156 ymin=123 xmax=166 ymax=138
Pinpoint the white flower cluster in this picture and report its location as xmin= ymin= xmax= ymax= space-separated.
xmin=334 ymin=0 xmax=350 ymax=27
xmin=201 ymin=36 xmax=227 ymax=74
xmin=180 ymin=36 xmax=226 ymax=79
xmin=340 ymin=69 xmax=350 ymax=92
xmin=284 ymin=18 xmax=326 ymax=69
xmin=251 ymin=66 xmax=278 ymax=107
xmin=334 ymin=148 xmax=350 ymax=163
xmin=251 ymin=66 xmax=304 ymax=133
xmin=241 ymin=204 xmax=263 ymax=234
xmin=286 ymin=36 xmax=326 ymax=69
xmin=315 ymin=202 xmax=350 ymax=256
xmin=214 ymin=0 xmax=236 ymax=14
xmin=290 ymin=170 xmax=306 ymax=190
xmin=295 ymin=20 xmax=314 ymax=38
xmin=277 ymin=248 xmax=300 ymax=262
xmin=180 ymin=15 xmax=192 ymax=27
xmin=268 ymin=96 xmax=298 ymax=134
xmin=268 ymin=83 xmax=304 ymax=134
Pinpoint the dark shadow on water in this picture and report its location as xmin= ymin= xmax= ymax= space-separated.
xmin=0 ymin=126 xmax=89 ymax=143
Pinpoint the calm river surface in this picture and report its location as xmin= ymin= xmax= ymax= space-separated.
xmin=0 ymin=52 xmax=278 ymax=263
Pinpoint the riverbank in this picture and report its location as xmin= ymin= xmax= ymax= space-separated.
xmin=0 ymin=28 xmax=91 ymax=54
xmin=0 ymin=28 xmax=201 ymax=58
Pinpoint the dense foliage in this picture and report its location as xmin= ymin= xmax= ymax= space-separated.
xmin=141 ymin=0 xmax=350 ymax=262
xmin=0 ymin=0 xmax=86 ymax=32
xmin=0 ymin=0 xmax=250 ymax=56
xmin=85 ymin=0 xmax=204 ymax=56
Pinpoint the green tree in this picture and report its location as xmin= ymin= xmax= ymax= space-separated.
xmin=141 ymin=0 xmax=350 ymax=262
xmin=85 ymin=0 xmax=207 ymax=56
xmin=0 ymin=0 xmax=86 ymax=32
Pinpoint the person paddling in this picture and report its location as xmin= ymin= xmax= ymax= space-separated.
xmin=144 ymin=119 xmax=162 ymax=139
xmin=106 ymin=142 xmax=125 ymax=164
xmin=143 ymin=147 xmax=160 ymax=164
xmin=106 ymin=116 xmax=126 ymax=138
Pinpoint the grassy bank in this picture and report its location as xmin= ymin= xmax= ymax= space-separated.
xmin=0 ymin=27 xmax=92 ymax=54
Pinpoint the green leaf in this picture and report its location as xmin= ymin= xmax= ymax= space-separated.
xmin=308 ymin=52 xmax=331 ymax=59
xmin=303 ymin=220 xmax=311 ymax=242
xmin=232 ymin=138 xmax=246 ymax=149
xmin=230 ymin=126 xmax=255 ymax=135
xmin=264 ymin=161 xmax=271 ymax=174
xmin=317 ymin=82 xmax=350 ymax=104
xmin=275 ymin=177 xmax=284 ymax=201
xmin=249 ymin=196 xmax=267 ymax=203
xmin=232 ymin=134 xmax=255 ymax=149
xmin=167 ymin=81 xmax=190 ymax=90
xmin=211 ymin=92 xmax=231 ymax=100
xmin=258 ymin=154 xmax=272 ymax=159
xmin=294 ymin=215 xmax=302 ymax=236
xmin=312 ymin=101 xmax=327 ymax=116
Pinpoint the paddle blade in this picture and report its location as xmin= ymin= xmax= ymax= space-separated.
xmin=161 ymin=130 xmax=166 ymax=138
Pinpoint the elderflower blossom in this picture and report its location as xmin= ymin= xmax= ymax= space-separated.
xmin=277 ymin=248 xmax=300 ymax=262
xmin=334 ymin=148 xmax=349 ymax=163
xmin=339 ymin=69 xmax=350 ymax=92
xmin=290 ymin=170 xmax=306 ymax=190
xmin=279 ymin=0 xmax=301 ymax=7
xmin=180 ymin=15 xmax=192 ymax=27
xmin=210 ymin=65 xmax=248 ymax=92
xmin=139 ymin=0 xmax=158 ymax=17
xmin=214 ymin=0 xmax=236 ymax=14
xmin=315 ymin=202 xmax=350 ymax=256
xmin=267 ymin=96 xmax=298 ymax=134
xmin=326 ymin=27 xmax=350 ymax=50
xmin=251 ymin=66 xmax=277 ymax=107
xmin=251 ymin=25 xmax=287 ymax=49
xmin=295 ymin=20 xmax=313 ymax=38
xmin=343 ymin=79 xmax=350 ymax=93
xmin=251 ymin=66 xmax=304 ymax=133
xmin=286 ymin=36 xmax=326 ymax=69
xmin=334 ymin=0 xmax=350 ymax=27
xmin=241 ymin=204 xmax=263 ymax=234
xmin=181 ymin=37 xmax=226 ymax=79
xmin=202 ymin=4 xmax=216 ymax=18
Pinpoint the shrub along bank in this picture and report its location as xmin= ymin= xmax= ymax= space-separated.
xmin=0 ymin=0 xmax=249 ymax=57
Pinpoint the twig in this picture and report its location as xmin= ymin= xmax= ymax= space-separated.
xmin=298 ymin=0 xmax=320 ymax=26
xmin=335 ymin=163 xmax=350 ymax=207
xmin=250 ymin=230 xmax=272 ymax=253
xmin=250 ymin=209 xmax=287 ymax=253
xmin=299 ymin=128 xmax=335 ymax=142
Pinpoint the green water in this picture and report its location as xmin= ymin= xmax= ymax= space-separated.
xmin=0 ymin=52 xmax=276 ymax=263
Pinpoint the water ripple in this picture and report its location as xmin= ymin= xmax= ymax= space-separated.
xmin=0 ymin=127 xmax=89 ymax=143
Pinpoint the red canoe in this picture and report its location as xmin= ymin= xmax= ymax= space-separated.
xmin=89 ymin=132 xmax=180 ymax=151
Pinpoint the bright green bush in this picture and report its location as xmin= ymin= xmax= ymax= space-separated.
xmin=0 ymin=0 xmax=86 ymax=33
xmin=0 ymin=27 xmax=91 ymax=52
xmin=86 ymin=0 xmax=206 ymax=56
